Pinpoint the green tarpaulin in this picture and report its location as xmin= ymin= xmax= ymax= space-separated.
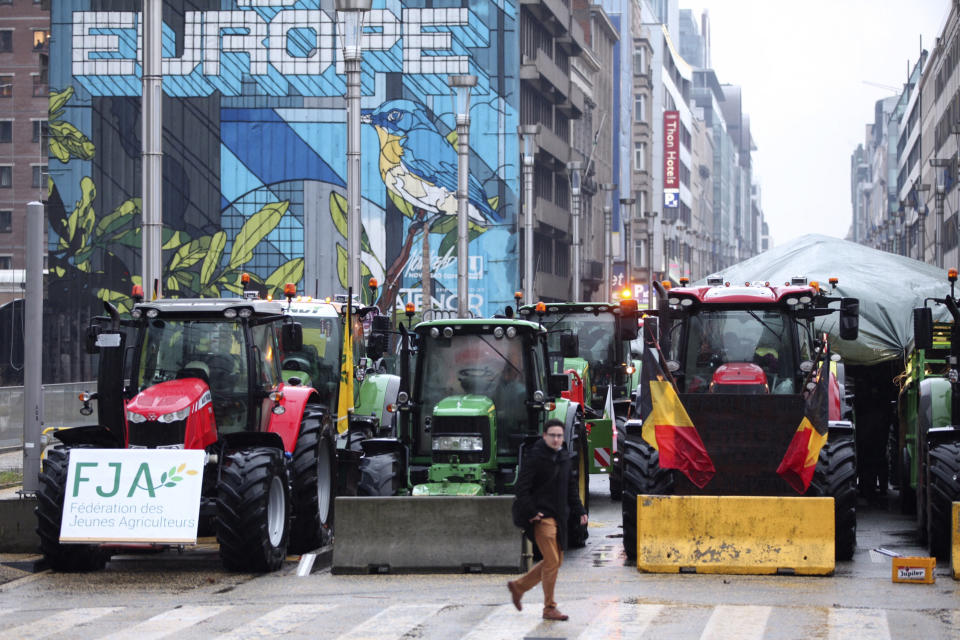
xmin=698 ymin=234 xmax=953 ymax=366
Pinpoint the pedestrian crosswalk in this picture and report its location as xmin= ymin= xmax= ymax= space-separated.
xmin=0 ymin=600 xmax=955 ymax=639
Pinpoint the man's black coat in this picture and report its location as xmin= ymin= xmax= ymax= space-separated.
xmin=513 ymin=437 xmax=586 ymax=550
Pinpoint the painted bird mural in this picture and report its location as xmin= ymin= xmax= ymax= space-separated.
xmin=361 ymin=99 xmax=500 ymax=226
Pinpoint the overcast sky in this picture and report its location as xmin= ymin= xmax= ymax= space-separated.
xmin=682 ymin=0 xmax=949 ymax=247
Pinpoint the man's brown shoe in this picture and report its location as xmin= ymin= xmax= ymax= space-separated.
xmin=542 ymin=607 xmax=569 ymax=621
xmin=507 ymin=580 xmax=523 ymax=611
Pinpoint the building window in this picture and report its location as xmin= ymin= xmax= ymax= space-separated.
xmin=634 ymin=142 xmax=646 ymax=171
xmin=32 ymin=120 xmax=47 ymax=144
xmin=33 ymin=30 xmax=49 ymax=51
xmin=32 ymin=164 xmax=46 ymax=188
xmin=0 ymin=120 xmax=10 ymax=143
xmin=634 ymin=94 xmax=645 ymax=122
xmin=0 ymin=30 xmax=12 ymax=53
xmin=0 ymin=75 xmax=12 ymax=98
xmin=0 ymin=210 xmax=10 ymax=233
xmin=0 ymin=166 xmax=11 ymax=188
xmin=0 ymin=256 xmax=11 ymax=270
xmin=633 ymin=49 xmax=645 ymax=75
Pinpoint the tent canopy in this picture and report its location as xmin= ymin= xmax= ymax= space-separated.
xmin=696 ymin=234 xmax=954 ymax=366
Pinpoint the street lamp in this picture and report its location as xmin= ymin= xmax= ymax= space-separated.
xmin=619 ymin=197 xmax=635 ymax=295
xmin=601 ymin=183 xmax=616 ymax=300
xmin=337 ymin=0 xmax=372 ymax=298
xmin=568 ymin=161 xmax=583 ymax=301
xmin=518 ymin=125 xmax=540 ymax=303
xmin=449 ymin=75 xmax=477 ymax=318
xmin=644 ymin=210 xmax=658 ymax=309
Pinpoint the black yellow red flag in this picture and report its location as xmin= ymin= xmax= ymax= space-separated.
xmin=639 ymin=340 xmax=716 ymax=488
xmin=776 ymin=340 xmax=830 ymax=493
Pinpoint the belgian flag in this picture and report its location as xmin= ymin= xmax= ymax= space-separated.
xmin=776 ymin=341 xmax=831 ymax=493
xmin=638 ymin=341 xmax=716 ymax=488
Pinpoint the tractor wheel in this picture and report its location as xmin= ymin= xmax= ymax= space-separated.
xmin=899 ymin=446 xmax=916 ymax=515
xmin=567 ymin=431 xmax=590 ymax=548
xmin=807 ymin=435 xmax=857 ymax=561
xmin=620 ymin=438 xmax=674 ymax=560
xmin=35 ymin=447 xmax=109 ymax=571
xmin=288 ymin=412 xmax=337 ymax=554
xmin=927 ymin=441 xmax=960 ymax=559
xmin=216 ymin=448 xmax=290 ymax=572
xmin=357 ymin=452 xmax=401 ymax=496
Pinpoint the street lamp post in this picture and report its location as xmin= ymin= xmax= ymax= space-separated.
xmin=142 ymin=0 xmax=163 ymax=299
xmin=601 ymin=184 xmax=616 ymax=300
xmin=518 ymin=125 xmax=540 ymax=303
xmin=568 ymin=161 xmax=583 ymax=301
xmin=644 ymin=210 xmax=658 ymax=309
xmin=449 ymin=75 xmax=477 ymax=318
xmin=619 ymin=197 xmax=635 ymax=296
xmin=337 ymin=0 xmax=372 ymax=298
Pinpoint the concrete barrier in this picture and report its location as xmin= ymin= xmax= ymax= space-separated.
xmin=332 ymin=496 xmax=523 ymax=574
xmin=0 ymin=495 xmax=38 ymax=553
xmin=636 ymin=495 xmax=835 ymax=576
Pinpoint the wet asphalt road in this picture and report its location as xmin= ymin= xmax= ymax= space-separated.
xmin=0 ymin=475 xmax=958 ymax=639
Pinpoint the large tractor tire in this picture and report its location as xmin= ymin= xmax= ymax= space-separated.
xmin=567 ymin=430 xmax=590 ymax=548
xmin=288 ymin=411 xmax=337 ymax=554
xmin=927 ymin=441 xmax=960 ymax=559
xmin=620 ymin=438 xmax=673 ymax=560
xmin=357 ymin=451 xmax=401 ymax=496
xmin=35 ymin=447 xmax=109 ymax=571
xmin=807 ymin=435 xmax=857 ymax=561
xmin=216 ymin=448 xmax=290 ymax=572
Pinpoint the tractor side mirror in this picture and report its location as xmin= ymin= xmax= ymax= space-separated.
xmin=85 ymin=325 xmax=102 ymax=354
xmin=839 ymin=298 xmax=859 ymax=341
xmin=913 ymin=307 xmax=933 ymax=351
xmin=560 ymin=334 xmax=579 ymax=358
xmin=281 ymin=322 xmax=303 ymax=352
xmin=548 ymin=373 xmax=569 ymax=397
xmin=367 ymin=333 xmax=389 ymax=360
xmin=619 ymin=299 xmax=640 ymax=340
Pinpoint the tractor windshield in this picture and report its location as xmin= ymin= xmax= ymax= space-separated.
xmin=675 ymin=309 xmax=797 ymax=394
xmin=542 ymin=312 xmax=616 ymax=364
xmin=283 ymin=315 xmax=342 ymax=404
xmin=416 ymin=331 xmax=529 ymax=455
xmin=136 ymin=318 xmax=249 ymax=431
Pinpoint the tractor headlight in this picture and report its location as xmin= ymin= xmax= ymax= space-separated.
xmin=432 ymin=435 xmax=483 ymax=451
xmin=158 ymin=406 xmax=191 ymax=423
xmin=126 ymin=411 xmax=148 ymax=423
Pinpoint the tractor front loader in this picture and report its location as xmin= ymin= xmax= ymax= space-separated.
xmin=332 ymin=314 xmax=587 ymax=573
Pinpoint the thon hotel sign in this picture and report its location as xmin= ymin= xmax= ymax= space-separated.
xmin=663 ymin=110 xmax=679 ymax=208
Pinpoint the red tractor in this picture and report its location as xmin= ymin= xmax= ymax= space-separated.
xmin=36 ymin=297 xmax=335 ymax=571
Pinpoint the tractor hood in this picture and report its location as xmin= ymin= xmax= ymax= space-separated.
xmin=125 ymin=378 xmax=216 ymax=450
xmin=432 ymin=394 xmax=496 ymax=417
xmin=127 ymin=378 xmax=210 ymax=419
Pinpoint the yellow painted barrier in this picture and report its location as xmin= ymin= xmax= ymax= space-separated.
xmin=636 ymin=495 xmax=835 ymax=576
xmin=953 ymin=502 xmax=959 ymax=580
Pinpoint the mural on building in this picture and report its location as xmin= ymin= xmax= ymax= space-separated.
xmin=48 ymin=0 xmax=519 ymax=343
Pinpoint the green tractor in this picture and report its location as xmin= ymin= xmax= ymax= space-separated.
xmin=331 ymin=314 xmax=587 ymax=573
xmin=518 ymin=299 xmax=640 ymax=499
xmin=897 ymin=269 xmax=960 ymax=559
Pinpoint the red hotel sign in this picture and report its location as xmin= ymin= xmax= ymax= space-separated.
xmin=664 ymin=110 xmax=679 ymax=190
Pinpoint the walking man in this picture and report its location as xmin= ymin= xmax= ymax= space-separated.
xmin=508 ymin=419 xmax=587 ymax=621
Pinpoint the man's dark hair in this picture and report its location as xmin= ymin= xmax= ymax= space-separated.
xmin=543 ymin=418 xmax=564 ymax=433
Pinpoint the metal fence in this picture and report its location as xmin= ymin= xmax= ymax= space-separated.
xmin=0 ymin=381 xmax=95 ymax=452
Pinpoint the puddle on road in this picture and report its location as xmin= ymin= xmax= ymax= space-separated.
xmin=591 ymin=544 xmax=623 ymax=567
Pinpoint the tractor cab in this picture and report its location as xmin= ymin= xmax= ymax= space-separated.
xmin=91 ymin=299 xmax=302 ymax=449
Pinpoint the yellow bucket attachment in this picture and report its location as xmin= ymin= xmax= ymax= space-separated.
xmin=953 ymin=502 xmax=959 ymax=580
xmin=636 ymin=495 xmax=835 ymax=576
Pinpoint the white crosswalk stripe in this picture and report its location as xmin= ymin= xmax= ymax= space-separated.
xmin=97 ymin=605 xmax=232 ymax=640
xmin=1 ymin=607 xmax=121 ymax=640
xmin=334 ymin=603 xmax=445 ymax=640
xmin=459 ymin=604 xmax=543 ymax=640
xmin=701 ymin=605 xmax=771 ymax=640
xmin=214 ymin=604 xmax=336 ymax=640
xmin=576 ymin=602 xmax=664 ymax=639
xmin=828 ymin=608 xmax=891 ymax=640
